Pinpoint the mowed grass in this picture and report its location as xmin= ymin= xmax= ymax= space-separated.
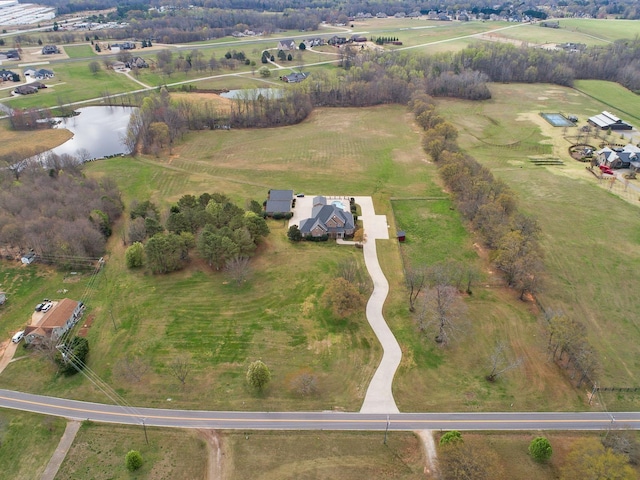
xmin=4 ymin=62 xmax=140 ymax=109
xmin=0 ymin=408 xmax=66 ymax=480
xmin=0 ymin=118 xmax=72 ymax=157
xmin=573 ymin=80 xmax=640 ymax=125
xmin=224 ymin=430 xmax=425 ymax=480
xmin=55 ymin=422 xmax=207 ymax=480
xmin=63 ymin=44 xmax=95 ymax=58
xmin=436 ymin=82 xmax=640 ymax=408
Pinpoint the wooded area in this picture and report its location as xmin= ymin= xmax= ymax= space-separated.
xmin=0 ymin=164 xmax=123 ymax=265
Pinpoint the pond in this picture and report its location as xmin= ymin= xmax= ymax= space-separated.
xmin=220 ymin=88 xmax=283 ymax=100
xmin=50 ymin=106 xmax=136 ymax=160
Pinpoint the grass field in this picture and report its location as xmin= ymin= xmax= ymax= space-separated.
xmin=574 ymin=80 xmax=640 ymax=125
xmin=0 ymin=408 xmax=66 ymax=479
xmin=0 ymin=118 xmax=72 ymax=157
xmin=224 ymin=430 xmax=425 ymax=479
xmin=63 ymin=44 xmax=95 ymax=58
xmin=0 ymin=103 xmax=583 ymax=414
xmin=436 ymin=82 xmax=640 ymax=408
xmin=55 ymin=422 xmax=207 ymax=480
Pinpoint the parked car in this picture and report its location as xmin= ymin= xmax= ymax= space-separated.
xmin=12 ymin=330 xmax=24 ymax=343
xmin=41 ymin=302 xmax=52 ymax=312
xmin=599 ymin=165 xmax=614 ymax=175
xmin=35 ymin=303 xmax=44 ymax=312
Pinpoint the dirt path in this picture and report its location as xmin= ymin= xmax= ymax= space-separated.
xmin=415 ymin=430 xmax=439 ymax=479
xmin=0 ymin=340 xmax=18 ymax=375
xmin=199 ymin=429 xmax=224 ymax=480
xmin=40 ymin=420 xmax=81 ymax=480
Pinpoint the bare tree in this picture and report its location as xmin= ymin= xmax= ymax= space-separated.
xmin=419 ymin=284 xmax=466 ymax=345
xmin=486 ymin=341 xmax=523 ymax=382
xmin=406 ymin=265 xmax=427 ymax=312
xmin=289 ymin=370 xmax=319 ymax=397
xmin=225 ymin=256 xmax=251 ymax=286
xmin=168 ymin=355 xmax=191 ymax=386
xmin=115 ymin=354 xmax=150 ymax=383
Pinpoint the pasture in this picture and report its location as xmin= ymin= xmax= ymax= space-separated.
xmin=0 ymin=118 xmax=72 ymax=157
xmin=437 ymin=82 xmax=640 ymax=407
xmin=0 ymin=103 xmax=582 ymax=413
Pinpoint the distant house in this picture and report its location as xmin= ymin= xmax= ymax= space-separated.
xmin=265 ymin=189 xmax=293 ymax=215
xmin=375 ymin=12 xmax=388 ymax=18
xmin=30 ymin=81 xmax=47 ymax=89
xmin=277 ymin=39 xmax=296 ymax=51
xmin=24 ymin=299 xmax=84 ymax=345
xmin=597 ymin=145 xmax=640 ymax=170
xmin=0 ymin=69 xmax=19 ymax=81
xmin=127 ymin=56 xmax=148 ymax=68
xmin=41 ymin=44 xmax=59 ymax=55
xmin=282 ymin=72 xmax=310 ymax=83
xmin=588 ymin=111 xmax=633 ymax=131
xmin=32 ymin=68 xmax=54 ymax=80
xmin=112 ymin=41 xmax=136 ymax=50
xmin=299 ymin=196 xmax=355 ymax=239
xmin=111 ymin=61 xmax=127 ymax=71
xmin=4 ymin=49 xmax=19 ymax=59
xmin=351 ymin=35 xmax=367 ymax=42
xmin=540 ymin=21 xmax=560 ymax=28
xmin=394 ymin=12 xmax=406 ymax=18
xmin=304 ymin=37 xmax=323 ymax=48
xmin=458 ymin=12 xmax=470 ymax=21
xmin=14 ymin=85 xmax=37 ymax=95
xmin=328 ymin=36 xmax=347 ymax=45
xmin=21 ymin=251 xmax=36 ymax=264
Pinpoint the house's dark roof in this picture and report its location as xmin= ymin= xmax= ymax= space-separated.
xmin=283 ymin=72 xmax=310 ymax=83
xmin=589 ymin=111 xmax=632 ymax=129
xmin=265 ymin=189 xmax=293 ymax=213
xmin=300 ymin=204 xmax=354 ymax=235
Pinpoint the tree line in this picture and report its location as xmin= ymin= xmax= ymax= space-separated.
xmin=0 ymin=155 xmax=123 ymax=266
xmin=410 ymin=92 xmax=604 ymax=389
xmin=124 ymin=192 xmax=269 ymax=277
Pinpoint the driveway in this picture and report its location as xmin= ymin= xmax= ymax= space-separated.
xmin=288 ymin=195 xmax=401 ymax=413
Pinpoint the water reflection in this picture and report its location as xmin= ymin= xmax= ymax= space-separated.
xmin=51 ymin=106 xmax=136 ymax=160
xmin=220 ymin=88 xmax=283 ymax=100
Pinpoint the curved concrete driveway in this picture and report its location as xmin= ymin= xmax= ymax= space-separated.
xmin=290 ymin=196 xmax=401 ymax=412
xmin=353 ymin=196 xmax=402 ymax=414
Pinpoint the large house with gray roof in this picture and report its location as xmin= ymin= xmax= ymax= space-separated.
xmin=597 ymin=144 xmax=640 ymax=170
xmin=299 ymin=196 xmax=355 ymax=239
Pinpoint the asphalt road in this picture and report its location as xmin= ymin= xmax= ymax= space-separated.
xmin=1 ymin=389 xmax=638 ymax=431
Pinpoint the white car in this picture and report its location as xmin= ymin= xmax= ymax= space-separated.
xmin=12 ymin=330 xmax=24 ymax=343
xmin=41 ymin=302 xmax=52 ymax=313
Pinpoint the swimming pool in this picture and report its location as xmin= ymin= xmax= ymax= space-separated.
xmin=540 ymin=113 xmax=575 ymax=127
xmin=332 ymin=200 xmax=345 ymax=210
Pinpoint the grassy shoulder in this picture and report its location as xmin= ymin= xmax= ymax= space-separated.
xmin=224 ymin=430 xmax=424 ymax=480
xmin=0 ymin=408 xmax=66 ymax=479
xmin=55 ymin=422 xmax=207 ymax=480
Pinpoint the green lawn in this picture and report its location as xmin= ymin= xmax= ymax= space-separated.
xmin=573 ymin=80 xmax=640 ymax=124
xmin=63 ymin=44 xmax=95 ymax=58
xmin=0 ymin=409 xmax=66 ymax=480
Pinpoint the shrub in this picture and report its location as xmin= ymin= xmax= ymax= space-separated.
xmin=287 ymin=225 xmax=302 ymax=242
xmin=247 ymin=360 xmax=271 ymax=391
xmin=440 ymin=430 xmax=463 ymax=446
xmin=125 ymin=450 xmax=143 ymax=471
xmin=56 ymin=337 xmax=89 ymax=376
xmin=529 ymin=437 xmax=552 ymax=462
xmin=125 ymin=242 xmax=144 ymax=268
xmin=304 ymin=234 xmax=329 ymax=242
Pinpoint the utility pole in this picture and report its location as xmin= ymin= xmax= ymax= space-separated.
xmin=142 ymin=418 xmax=149 ymax=445
xmin=588 ymin=383 xmax=597 ymax=405
xmin=383 ymin=415 xmax=390 ymax=445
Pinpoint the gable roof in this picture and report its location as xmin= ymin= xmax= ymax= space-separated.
xmin=299 ymin=204 xmax=355 ymax=236
xmin=265 ymin=189 xmax=293 ymax=213
xmin=24 ymin=299 xmax=79 ymax=339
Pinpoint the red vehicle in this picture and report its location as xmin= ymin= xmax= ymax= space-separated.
xmin=599 ymin=165 xmax=614 ymax=175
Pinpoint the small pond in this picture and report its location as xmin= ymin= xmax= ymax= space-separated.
xmin=220 ymin=88 xmax=283 ymax=100
xmin=51 ymin=106 xmax=136 ymax=160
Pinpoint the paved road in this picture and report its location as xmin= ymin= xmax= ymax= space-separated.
xmin=0 ymin=389 xmax=638 ymax=431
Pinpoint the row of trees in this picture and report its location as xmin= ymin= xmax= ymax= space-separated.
xmin=411 ymin=92 xmax=544 ymax=301
xmin=124 ymin=192 xmax=269 ymax=275
xmin=0 ymin=157 xmax=123 ymax=265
